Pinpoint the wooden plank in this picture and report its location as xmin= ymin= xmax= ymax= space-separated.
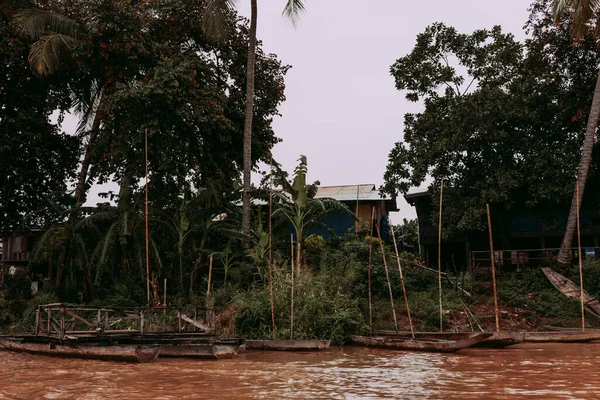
xmin=64 ymin=309 xmax=96 ymax=329
xmin=178 ymin=313 xmax=209 ymax=332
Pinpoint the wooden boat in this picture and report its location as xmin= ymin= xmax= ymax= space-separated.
xmin=244 ymin=339 xmax=331 ymax=351
xmin=373 ymin=330 xmax=524 ymax=348
xmin=522 ymin=331 xmax=600 ymax=343
xmin=543 ymin=325 xmax=600 ymax=332
xmin=0 ymin=337 xmax=159 ymax=363
xmin=348 ymin=332 xmax=493 ymax=353
xmin=542 ymin=267 xmax=600 ymax=317
xmin=112 ymin=335 xmax=244 ymax=359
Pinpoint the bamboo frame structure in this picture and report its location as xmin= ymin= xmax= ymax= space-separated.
xmin=576 ymin=181 xmax=586 ymax=331
xmin=269 ymin=156 xmax=276 ymax=339
xmin=375 ymin=222 xmax=398 ymax=333
xmin=290 ymin=234 xmax=295 ymax=340
xmin=367 ymin=206 xmax=375 ymax=332
xmin=391 ymin=226 xmax=414 ymax=338
xmin=486 ymin=204 xmax=500 ymax=332
xmin=437 ymin=178 xmax=444 ymax=332
xmin=145 ymin=129 xmax=150 ymax=306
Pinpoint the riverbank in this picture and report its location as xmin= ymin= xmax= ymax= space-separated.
xmin=2 ymin=236 xmax=600 ymax=339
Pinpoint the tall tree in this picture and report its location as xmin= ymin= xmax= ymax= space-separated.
xmin=382 ymin=21 xmax=599 ymax=241
xmin=552 ymin=0 xmax=600 ymax=265
xmin=204 ymin=0 xmax=305 ymax=234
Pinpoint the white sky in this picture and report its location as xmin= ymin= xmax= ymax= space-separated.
xmin=78 ymin=0 xmax=531 ymax=223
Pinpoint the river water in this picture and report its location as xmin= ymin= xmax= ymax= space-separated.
xmin=1 ymin=343 xmax=600 ymax=399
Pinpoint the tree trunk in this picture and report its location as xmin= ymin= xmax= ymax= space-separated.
xmin=557 ymin=71 xmax=600 ymax=265
xmin=56 ymin=101 xmax=103 ymax=286
xmin=241 ymin=0 xmax=257 ymax=234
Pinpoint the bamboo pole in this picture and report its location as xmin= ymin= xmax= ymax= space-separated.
xmin=269 ymin=155 xmax=276 ymax=339
xmin=367 ymin=206 xmax=375 ymax=333
xmin=437 ymin=178 xmax=444 ymax=332
xmin=375 ymin=222 xmax=398 ymax=333
xmin=206 ymin=254 xmax=214 ymax=308
xmin=163 ymin=278 xmax=167 ymax=306
xmin=391 ymin=226 xmax=414 ymax=338
xmin=290 ymin=234 xmax=294 ymax=340
xmin=486 ymin=204 xmax=500 ymax=333
xmin=576 ymin=180 xmax=586 ymax=331
xmin=145 ymin=128 xmax=150 ymax=307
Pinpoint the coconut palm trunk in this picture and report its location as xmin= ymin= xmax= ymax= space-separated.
xmin=241 ymin=0 xmax=257 ymax=234
xmin=557 ymin=72 xmax=600 ymax=265
xmin=56 ymin=103 xmax=103 ymax=285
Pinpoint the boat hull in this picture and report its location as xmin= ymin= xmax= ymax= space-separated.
xmin=373 ymin=330 xmax=523 ymax=348
xmin=348 ymin=332 xmax=493 ymax=353
xmin=244 ymin=339 xmax=331 ymax=351
xmin=522 ymin=331 xmax=600 ymax=343
xmin=0 ymin=338 xmax=159 ymax=363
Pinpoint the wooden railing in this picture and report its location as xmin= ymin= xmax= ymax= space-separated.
xmin=35 ymin=303 xmax=216 ymax=340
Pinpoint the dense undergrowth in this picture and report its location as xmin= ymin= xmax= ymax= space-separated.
xmin=3 ymin=235 xmax=600 ymax=342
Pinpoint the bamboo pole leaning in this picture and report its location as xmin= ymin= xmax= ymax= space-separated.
xmin=486 ymin=204 xmax=500 ymax=333
xmin=290 ymin=234 xmax=295 ymax=340
xmin=576 ymin=180 xmax=586 ymax=331
xmin=375 ymin=222 xmax=399 ymax=334
xmin=269 ymin=156 xmax=276 ymax=339
xmin=391 ymin=226 xmax=414 ymax=338
xmin=437 ymin=178 xmax=444 ymax=332
xmin=206 ymin=253 xmax=214 ymax=308
xmin=145 ymin=129 xmax=150 ymax=307
xmin=367 ymin=206 xmax=375 ymax=333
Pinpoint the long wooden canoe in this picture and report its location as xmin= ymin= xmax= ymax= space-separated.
xmin=244 ymin=339 xmax=331 ymax=351
xmin=0 ymin=337 xmax=159 ymax=363
xmin=348 ymin=332 xmax=493 ymax=353
xmin=543 ymin=325 xmax=600 ymax=332
xmin=522 ymin=331 xmax=600 ymax=343
xmin=542 ymin=267 xmax=600 ymax=317
xmin=373 ymin=330 xmax=524 ymax=348
xmin=101 ymin=334 xmax=244 ymax=359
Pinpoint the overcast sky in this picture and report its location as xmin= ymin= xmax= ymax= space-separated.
xmin=84 ymin=0 xmax=531 ymax=223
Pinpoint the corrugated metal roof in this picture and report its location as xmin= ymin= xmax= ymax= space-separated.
xmin=315 ymin=184 xmax=391 ymax=201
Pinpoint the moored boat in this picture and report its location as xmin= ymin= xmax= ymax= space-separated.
xmin=373 ymin=330 xmax=524 ymax=348
xmin=348 ymin=332 xmax=492 ymax=353
xmin=0 ymin=337 xmax=159 ymax=363
xmin=244 ymin=339 xmax=331 ymax=351
xmin=522 ymin=331 xmax=600 ymax=343
xmin=112 ymin=335 xmax=244 ymax=359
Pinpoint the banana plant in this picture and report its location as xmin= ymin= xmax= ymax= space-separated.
xmin=272 ymin=156 xmax=353 ymax=271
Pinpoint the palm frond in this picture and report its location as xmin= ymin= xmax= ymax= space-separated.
xmin=30 ymin=225 xmax=61 ymax=262
xmin=73 ymin=210 xmax=118 ymax=231
xmin=11 ymin=9 xmax=81 ymax=41
xmin=71 ymin=81 xmax=103 ymax=137
xmin=202 ymin=0 xmax=236 ymax=43
xmin=282 ymin=0 xmax=306 ymax=27
xmin=92 ymin=221 xmax=119 ymax=284
xmin=553 ymin=0 xmax=600 ymax=40
xmin=28 ymin=33 xmax=76 ymax=76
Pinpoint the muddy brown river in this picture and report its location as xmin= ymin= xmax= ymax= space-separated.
xmin=1 ymin=343 xmax=600 ymax=399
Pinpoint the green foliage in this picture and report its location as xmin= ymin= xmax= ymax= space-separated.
xmin=232 ymin=268 xmax=367 ymax=344
xmin=383 ymin=13 xmax=600 ymax=237
xmin=304 ymin=234 xmax=325 ymax=267
xmin=498 ymin=269 xmax=581 ymax=319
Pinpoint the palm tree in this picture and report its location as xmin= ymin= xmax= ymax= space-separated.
xmin=272 ymin=156 xmax=352 ymax=271
xmin=11 ymin=9 xmax=101 ymax=205
xmin=553 ymin=1 xmax=600 ymax=265
xmin=203 ymin=0 xmax=306 ymax=234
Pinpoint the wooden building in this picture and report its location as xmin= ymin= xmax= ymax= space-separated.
xmin=312 ymin=184 xmax=398 ymax=241
xmin=405 ymin=191 xmax=600 ymax=271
